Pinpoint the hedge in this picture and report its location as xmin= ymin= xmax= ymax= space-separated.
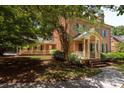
xmin=101 ymin=52 xmax=124 ymax=61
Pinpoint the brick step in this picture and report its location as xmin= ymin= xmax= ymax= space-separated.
xmin=93 ymin=64 xmax=107 ymax=67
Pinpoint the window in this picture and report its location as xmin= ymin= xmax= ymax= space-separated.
xmin=27 ymin=48 xmax=30 ymax=50
xmin=78 ymin=43 xmax=83 ymax=51
xmin=106 ymin=44 xmax=108 ymax=52
xmin=52 ymin=45 xmax=56 ymax=49
xmin=40 ymin=45 xmax=43 ymax=50
xmin=34 ymin=46 xmax=37 ymax=50
xmin=101 ymin=44 xmax=105 ymax=52
xmin=90 ymin=43 xmax=95 ymax=52
xmin=102 ymin=30 xmax=107 ymax=37
xmin=96 ymin=28 xmax=100 ymax=33
xmin=74 ymin=23 xmax=89 ymax=33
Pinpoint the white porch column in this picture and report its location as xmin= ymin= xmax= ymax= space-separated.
xmin=98 ymin=40 xmax=101 ymax=59
xmin=95 ymin=38 xmax=97 ymax=59
xmin=16 ymin=46 xmax=18 ymax=55
xmin=31 ymin=46 xmax=33 ymax=54
xmin=88 ymin=38 xmax=90 ymax=59
xmin=83 ymin=39 xmax=86 ymax=59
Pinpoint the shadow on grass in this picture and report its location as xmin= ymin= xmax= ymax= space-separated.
xmin=0 ymin=57 xmax=101 ymax=85
xmin=0 ymin=57 xmax=46 ymax=83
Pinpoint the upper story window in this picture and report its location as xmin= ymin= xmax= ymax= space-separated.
xmin=73 ymin=23 xmax=90 ymax=33
xmin=102 ymin=30 xmax=107 ymax=37
xmin=95 ymin=28 xmax=100 ymax=33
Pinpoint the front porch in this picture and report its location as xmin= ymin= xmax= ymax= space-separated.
xmin=72 ymin=31 xmax=101 ymax=60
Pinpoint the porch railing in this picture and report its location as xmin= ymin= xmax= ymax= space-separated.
xmin=75 ymin=51 xmax=84 ymax=59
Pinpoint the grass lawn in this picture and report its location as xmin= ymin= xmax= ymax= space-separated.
xmin=111 ymin=63 xmax=124 ymax=88
xmin=0 ymin=56 xmax=101 ymax=83
xmin=112 ymin=64 xmax=124 ymax=75
xmin=36 ymin=62 xmax=101 ymax=82
xmin=20 ymin=55 xmax=52 ymax=60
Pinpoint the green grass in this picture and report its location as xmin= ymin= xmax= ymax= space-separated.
xmin=21 ymin=56 xmax=51 ymax=60
xmin=0 ymin=56 xmax=101 ymax=83
xmin=113 ymin=64 xmax=124 ymax=75
xmin=36 ymin=62 xmax=101 ymax=82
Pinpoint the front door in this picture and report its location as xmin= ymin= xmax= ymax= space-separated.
xmin=90 ymin=43 xmax=95 ymax=58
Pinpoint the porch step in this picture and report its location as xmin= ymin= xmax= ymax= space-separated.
xmin=86 ymin=59 xmax=107 ymax=67
xmin=93 ymin=63 xmax=107 ymax=67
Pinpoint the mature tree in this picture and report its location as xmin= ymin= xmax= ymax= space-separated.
xmin=0 ymin=6 xmax=41 ymax=56
xmin=3 ymin=5 xmax=123 ymax=59
xmin=117 ymin=42 xmax=124 ymax=52
xmin=112 ymin=26 xmax=124 ymax=36
xmin=28 ymin=5 xmax=103 ymax=61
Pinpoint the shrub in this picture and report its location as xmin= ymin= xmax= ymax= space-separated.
xmin=52 ymin=50 xmax=64 ymax=61
xmin=50 ymin=49 xmax=57 ymax=55
xmin=68 ymin=53 xmax=81 ymax=65
xmin=117 ymin=42 xmax=124 ymax=52
xmin=101 ymin=52 xmax=124 ymax=61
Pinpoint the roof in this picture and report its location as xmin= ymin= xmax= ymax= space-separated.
xmin=74 ymin=28 xmax=101 ymax=40
xmin=36 ymin=37 xmax=55 ymax=44
xmin=112 ymin=35 xmax=124 ymax=43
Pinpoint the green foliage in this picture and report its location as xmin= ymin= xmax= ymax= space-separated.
xmin=101 ymin=52 xmax=124 ymax=61
xmin=0 ymin=6 xmax=41 ymax=55
xmin=112 ymin=26 xmax=124 ymax=35
xmin=114 ymin=64 xmax=124 ymax=75
xmin=39 ymin=62 xmax=101 ymax=81
xmin=117 ymin=42 xmax=124 ymax=52
xmin=52 ymin=50 xmax=65 ymax=61
xmin=33 ymin=5 xmax=103 ymax=60
xmin=50 ymin=49 xmax=57 ymax=55
xmin=68 ymin=53 xmax=81 ymax=64
xmin=104 ymin=5 xmax=124 ymax=15
xmin=0 ymin=6 xmax=105 ymax=56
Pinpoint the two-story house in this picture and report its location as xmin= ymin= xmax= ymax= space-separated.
xmin=17 ymin=18 xmax=111 ymax=59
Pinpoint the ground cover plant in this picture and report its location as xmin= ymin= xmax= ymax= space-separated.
xmin=0 ymin=56 xmax=101 ymax=84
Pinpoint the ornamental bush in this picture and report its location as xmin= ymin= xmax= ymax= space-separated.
xmin=68 ymin=53 xmax=81 ymax=64
xmin=52 ymin=50 xmax=65 ymax=61
xmin=101 ymin=52 xmax=124 ymax=61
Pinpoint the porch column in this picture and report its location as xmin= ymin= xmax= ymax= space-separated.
xmin=83 ymin=39 xmax=86 ymax=59
xmin=36 ymin=45 xmax=39 ymax=53
xmin=95 ymin=38 xmax=97 ymax=59
xmin=16 ymin=46 xmax=18 ymax=55
xmin=18 ymin=46 xmax=21 ymax=55
xmin=73 ymin=41 xmax=76 ymax=52
xmin=44 ymin=44 xmax=46 ymax=54
xmin=31 ymin=46 xmax=33 ymax=54
xmin=88 ymin=38 xmax=90 ymax=59
xmin=98 ymin=40 xmax=101 ymax=59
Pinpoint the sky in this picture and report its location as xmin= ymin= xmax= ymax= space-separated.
xmin=104 ymin=10 xmax=124 ymax=27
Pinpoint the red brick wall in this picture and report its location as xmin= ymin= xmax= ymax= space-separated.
xmin=111 ymin=37 xmax=119 ymax=52
xmin=52 ymin=18 xmax=111 ymax=52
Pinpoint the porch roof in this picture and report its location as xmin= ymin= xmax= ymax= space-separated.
xmin=74 ymin=28 xmax=101 ymax=41
xmin=74 ymin=32 xmax=89 ymax=40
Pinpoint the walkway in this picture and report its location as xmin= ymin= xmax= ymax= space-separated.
xmin=85 ymin=66 xmax=124 ymax=88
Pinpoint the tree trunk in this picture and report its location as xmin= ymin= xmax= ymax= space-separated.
xmin=0 ymin=48 xmax=5 ymax=56
xmin=56 ymin=18 xmax=70 ymax=62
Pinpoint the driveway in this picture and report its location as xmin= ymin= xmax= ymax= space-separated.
xmin=85 ymin=66 xmax=124 ymax=88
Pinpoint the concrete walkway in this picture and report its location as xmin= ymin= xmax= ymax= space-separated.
xmin=85 ymin=66 xmax=124 ymax=88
